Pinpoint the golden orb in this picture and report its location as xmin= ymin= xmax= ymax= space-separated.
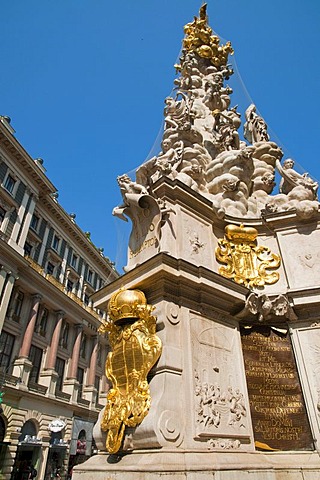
xmin=108 ymin=288 xmax=147 ymax=323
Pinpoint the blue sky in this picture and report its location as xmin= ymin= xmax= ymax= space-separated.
xmin=1 ymin=1 xmax=319 ymax=271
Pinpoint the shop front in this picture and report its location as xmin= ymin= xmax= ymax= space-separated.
xmin=67 ymin=418 xmax=94 ymax=479
xmin=44 ymin=419 xmax=69 ymax=479
xmin=11 ymin=420 xmax=41 ymax=480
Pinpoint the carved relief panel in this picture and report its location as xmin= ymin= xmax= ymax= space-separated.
xmin=190 ymin=315 xmax=253 ymax=449
xmin=277 ymin=227 xmax=320 ymax=289
xmin=180 ymin=209 xmax=213 ymax=268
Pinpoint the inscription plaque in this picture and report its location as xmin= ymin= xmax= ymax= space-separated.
xmin=241 ymin=326 xmax=313 ymax=451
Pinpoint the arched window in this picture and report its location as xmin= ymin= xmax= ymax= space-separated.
xmin=18 ymin=420 xmax=37 ymax=443
xmin=76 ymin=429 xmax=86 ymax=454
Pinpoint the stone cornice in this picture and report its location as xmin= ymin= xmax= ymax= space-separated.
xmin=92 ymin=252 xmax=249 ymax=315
xmin=0 ymin=123 xmax=57 ymax=196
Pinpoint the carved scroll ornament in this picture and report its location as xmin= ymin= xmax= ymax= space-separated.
xmin=215 ymin=224 xmax=280 ymax=288
xmin=98 ymin=288 xmax=162 ymax=454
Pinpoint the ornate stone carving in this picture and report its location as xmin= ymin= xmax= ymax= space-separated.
xmin=207 ymin=438 xmax=241 ymax=450
xmin=194 ymin=371 xmax=247 ymax=431
xmin=112 ymin=4 xmax=319 ymax=236
xmin=165 ymin=302 xmax=180 ymax=325
xmin=158 ymin=410 xmax=181 ymax=443
xmin=237 ymin=293 xmax=297 ymax=323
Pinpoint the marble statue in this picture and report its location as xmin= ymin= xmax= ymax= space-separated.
xmin=114 ymin=3 xmax=319 ymax=224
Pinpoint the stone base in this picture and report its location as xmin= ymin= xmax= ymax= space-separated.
xmin=72 ymin=450 xmax=320 ymax=480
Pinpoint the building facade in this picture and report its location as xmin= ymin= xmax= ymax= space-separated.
xmin=0 ymin=116 xmax=118 ymax=479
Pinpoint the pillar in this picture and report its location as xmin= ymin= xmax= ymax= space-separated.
xmin=45 ymin=310 xmax=65 ymax=369
xmin=0 ymin=267 xmax=16 ymax=334
xmin=68 ymin=324 xmax=83 ymax=379
xmin=19 ymin=294 xmax=42 ymax=358
xmin=87 ymin=336 xmax=98 ymax=386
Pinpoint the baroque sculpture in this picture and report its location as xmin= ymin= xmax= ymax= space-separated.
xmin=72 ymin=5 xmax=320 ymax=480
xmin=113 ymin=3 xmax=319 ymax=245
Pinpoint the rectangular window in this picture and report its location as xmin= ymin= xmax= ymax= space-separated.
xmin=83 ymin=294 xmax=89 ymax=306
xmin=10 ymin=290 xmax=24 ymax=321
xmin=46 ymin=262 xmax=55 ymax=276
xmin=80 ymin=334 xmax=87 ymax=359
xmin=52 ymin=234 xmax=60 ymax=252
xmin=59 ymin=321 xmax=69 ymax=348
xmin=3 ymin=174 xmax=16 ymax=194
xmin=30 ymin=214 xmax=39 ymax=231
xmin=29 ymin=345 xmax=43 ymax=383
xmin=77 ymin=367 xmax=84 ymax=400
xmin=35 ymin=307 xmax=49 ymax=336
xmin=87 ymin=269 xmax=93 ymax=284
xmin=55 ymin=357 xmax=65 ymax=392
xmin=24 ymin=241 xmax=33 ymax=257
xmin=95 ymin=375 xmax=100 ymax=405
xmin=0 ymin=206 xmax=6 ymax=226
xmin=66 ymin=279 xmax=74 ymax=293
xmin=0 ymin=331 xmax=15 ymax=374
xmin=97 ymin=344 xmax=102 ymax=367
xmin=71 ymin=253 xmax=78 ymax=269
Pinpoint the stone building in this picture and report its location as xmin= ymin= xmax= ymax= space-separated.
xmin=74 ymin=5 xmax=320 ymax=480
xmin=0 ymin=115 xmax=119 ymax=479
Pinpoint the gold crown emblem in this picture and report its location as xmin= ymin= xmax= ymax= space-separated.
xmin=225 ymin=224 xmax=258 ymax=243
xmin=108 ymin=288 xmax=150 ymax=323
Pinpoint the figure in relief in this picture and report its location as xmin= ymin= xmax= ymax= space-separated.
xmin=112 ymin=174 xmax=149 ymax=221
xmin=194 ymin=371 xmax=247 ymax=431
xmin=244 ymin=104 xmax=270 ymax=144
xmin=227 ymin=387 xmax=246 ymax=426
xmin=278 ymin=159 xmax=318 ymax=198
xmin=164 ymin=93 xmax=192 ymax=131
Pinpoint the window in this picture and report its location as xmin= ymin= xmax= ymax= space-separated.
xmin=77 ymin=367 xmax=84 ymax=400
xmin=35 ymin=307 xmax=49 ymax=336
xmin=97 ymin=344 xmax=102 ymax=367
xmin=24 ymin=241 xmax=33 ymax=257
xmin=29 ymin=345 xmax=43 ymax=383
xmin=30 ymin=213 xmax=40 ymax=231
xmin=87 ymin=269 xmax=93 ymax=284
xmin=52 ymin=234 xmax=60 ymax=252
xmin=95 ymin=375 xmax=100 ymax=405
xmin=71 ymin=253 xmax=78 ymax=269
xmin=0 ymin=206 xmax=6 ymax=226
xmin=3 ymin=174 xmax=16 ymax=194
xmin=46 ymin=261 xmax=55 ymax=276
xmin=55 ymin=357 xmax=65 ymax=392
xmin=80 ymin=334 xmax=87 ymax=359
xmin=59 ymin=321 xmax=69 ymax=348
xmin=9 ymin=290 xmax=24 ymax=321
xmin=83 ymin=294 xmax=89 ymax=306
xmin=0 ymin=330 xmax=15 ymax=374
xmin=66 ymin=279 xmax=74 ymax=293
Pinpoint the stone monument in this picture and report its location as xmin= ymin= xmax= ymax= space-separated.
xmin=73 ymin=5 xmax=320 ymax=479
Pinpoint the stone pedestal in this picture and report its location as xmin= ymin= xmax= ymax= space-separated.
xmin=73 ymin=450 xmax=320 ymax=479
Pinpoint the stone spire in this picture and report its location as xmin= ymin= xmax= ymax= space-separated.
xmin=113 ymin=4 xmax=316 ymax=223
